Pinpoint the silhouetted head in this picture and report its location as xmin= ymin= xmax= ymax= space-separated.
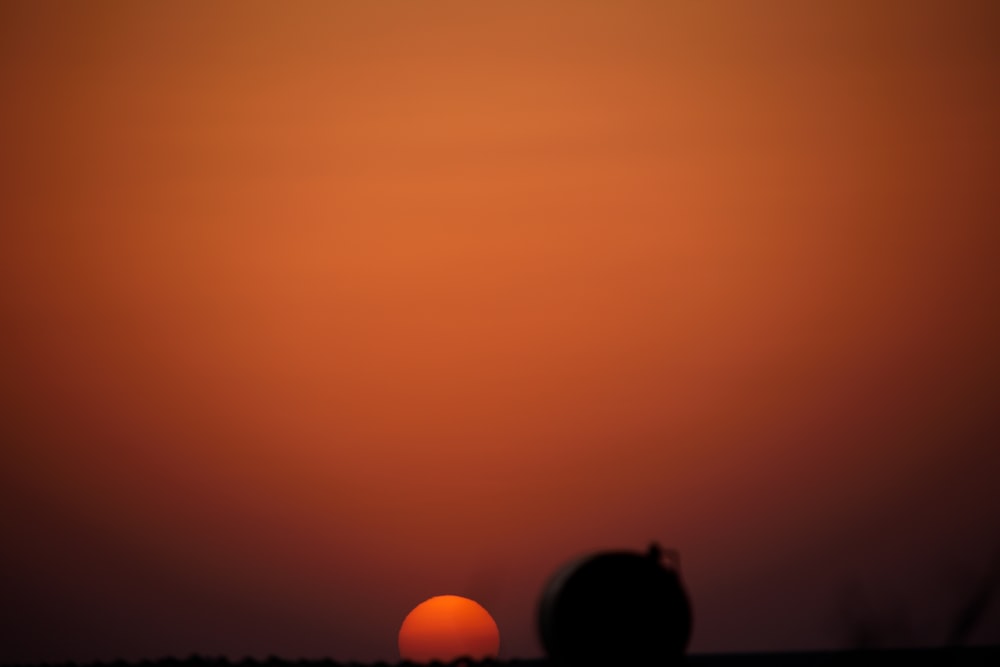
xmin=538 ymin=543 xmax=692 ymax=666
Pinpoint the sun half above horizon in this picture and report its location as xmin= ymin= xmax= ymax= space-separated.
xmin=398 ymin=595 xmax=501 ymax=663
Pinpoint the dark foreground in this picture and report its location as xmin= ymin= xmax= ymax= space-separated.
xmin=687 ymin=646 xmax=1000 ymax=667
xmin=6 ymin=647 xmax=1000 ymax=667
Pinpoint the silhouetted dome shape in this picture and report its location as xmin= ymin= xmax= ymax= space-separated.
xmin=538 ymin=543 xmax=692 ymax=666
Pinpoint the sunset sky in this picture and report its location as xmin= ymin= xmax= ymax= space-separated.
xmin=2 ymin=1 xmax=999 ymax=663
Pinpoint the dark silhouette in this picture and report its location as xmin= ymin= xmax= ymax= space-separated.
xmin=6 ymin=545 xmax=999 ymax=667
xmin=838 ymin=546 xmax=1000 ymax=650
xmin=7 ymin=650 xmax=1000 ymax=667
xmin=946 ymin=548 xmax=1000 ymax=647
xmin=537 ymin=543 xmax=692 ymax=666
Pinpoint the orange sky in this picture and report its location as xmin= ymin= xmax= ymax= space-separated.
xmin=2 ymin=1 xmax=999 ymax=663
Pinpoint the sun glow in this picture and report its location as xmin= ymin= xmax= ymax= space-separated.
xmin=398 ymin=595 xmax=500 ymax=663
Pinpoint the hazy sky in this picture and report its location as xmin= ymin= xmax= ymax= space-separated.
xmin=2 ymin=1 xmax=999 ymax=663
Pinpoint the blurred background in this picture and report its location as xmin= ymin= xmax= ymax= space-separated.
xmin=1 ymin=1 xmax=998 ymax=663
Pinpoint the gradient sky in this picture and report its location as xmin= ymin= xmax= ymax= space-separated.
xmin=2 ymin=1 xmax=999 ymax=663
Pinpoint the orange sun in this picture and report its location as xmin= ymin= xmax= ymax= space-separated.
xmin=398 ymin=595 xmax=500 ymax=663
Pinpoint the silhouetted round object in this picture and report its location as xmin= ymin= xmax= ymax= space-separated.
xmin=538 ymin=544 xmax=692 ymax=666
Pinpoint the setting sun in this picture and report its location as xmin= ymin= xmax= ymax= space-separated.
xmin=398 ymin=595 xmax=500 ymax=663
